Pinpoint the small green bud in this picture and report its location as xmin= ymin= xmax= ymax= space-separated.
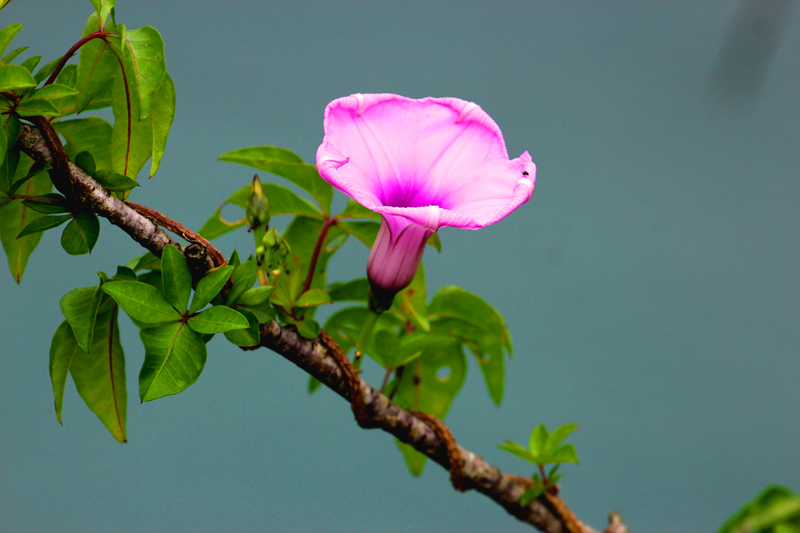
xmin=246 ymin=174 xmax=270 ymax=227
xmin=278 ymin=240 xmax=291 ymax=259
xmin=262 ymin=228 xmax=279 ymax=249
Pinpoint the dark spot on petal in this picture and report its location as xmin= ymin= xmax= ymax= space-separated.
xmin=522 ymin=171 xmax=529 ymax=176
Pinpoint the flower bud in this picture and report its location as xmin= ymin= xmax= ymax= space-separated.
xmin=246 ymin=174 xmax=270 ymax=228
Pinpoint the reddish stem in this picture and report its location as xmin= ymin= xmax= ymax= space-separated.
xmin=44 ymin=31 xmax=110 ymax=86
xmin=302 ymin=216 xmax=337 ymax=293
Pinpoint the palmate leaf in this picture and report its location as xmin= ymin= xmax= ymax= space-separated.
xmin=198 ymin=182 xmax=321 ymax=240
xmin=395 ymin=342 xmax=467 ymax=476
xmin=139 ymin=321 xmax=206 ymax=402
xmin=0 ymin=160 xmax=52 ymax=282
xmin=219 ymin=146 xmax=333 ymax=216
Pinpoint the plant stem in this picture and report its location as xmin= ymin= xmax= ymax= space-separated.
xmin=538 ymin=465 xmax=548 ymax=487
xmin=253 ymin=224 xmax=267 ymax=285
xmin=353 ymin=307 xmax=380 ymax=370
xmin=379 ymin=366 xmax=394 ymax=393
xmin=44 ymin=31 xmax=110 ymax=86
xmin=302 ymin=216 xmax=336 ymax=293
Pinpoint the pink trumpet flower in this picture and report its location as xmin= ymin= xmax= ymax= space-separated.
xmin=316 ymin=93 xmax=536 ymax=310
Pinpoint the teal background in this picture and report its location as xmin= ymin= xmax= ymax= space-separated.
xmin=1 ymin=1 xmax=798 ymax=532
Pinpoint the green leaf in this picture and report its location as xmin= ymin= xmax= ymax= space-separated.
xmin=327 ymin=278 xmax=369 ymax=303
xmin=198 ymin=182 xmax=321 ymax=240
xmin=498 ymin=440 xmax=538 ymax=464
xmin=396 ymin=333 xmax=454 ymax=368
xmin=549 ymin=444 xmax=579 ymax=465
xmin=74 ymin=151 xmax=96 ymax=176
xmin=427 ymin=233 xmax=442 ymax=252
xmin=0 ymin=24 xmax=23 ymax=59
xmin=93 ymin=170 xmax=139 ymax=192
xmin=33 ymin=55 xmax=62 ymax=84
xmin=429 ymin=286 xmax=512 ymax=405
xmin=60 ymin=284 xmax=105 ymax=352
xmin=160 ymin=245 xmax=192 ymax=312
xmin=720 ymin=486 xmax=800 ymax=533
xmin=391 ymin=262 xmax=429 ymax=332
xmin=277 ymin=216 xmax=344 ymax=301
xmin=127 ymin=251 xmax=160 ymax=272
xmin=219 ymin=146 xmax=333 ymax=215
xmin=53 ymin=116 xmax=113 ymax=172
xmin=54 ymin=64 xmax=113 ymax=117
xmin=0 ymin=145 xmax=18 ymax=194
xmin=223 ymin=307 xmax=261 ymax=347
xmin=69 ymin=305 xmax=127 ymax=442
xmin=89 ymin=0 xmax=116 ymax=29
xmin=529 ymin=424 xmax=549 ymax=456
xmin=0 ymin=64 xmax=37 ymax=91
xmin=188 ymin=305 xmax=249 ymax=334
xmin=150 ymin=70 xmax=175 ymax=177
xmin=14 ymin=97 xmax=61 ymax=117
xmin=110 ymin=265 xmax=137 ymax=282
xmin=21 ymin=194 xmax=68 ymax=214
xmin=546 ymin=424 xmax=579 ymax=453
xmin=236 ymin=285 xmax=275 ymax=307
xmin=19 ymin=55 xmax=41 ymax=73
xmin=308 ymin=375 xmax=323 ymax=394
xmin=109 ymin=29 xmax=152 ymax=179
xmin=394 ymin=341 xmax=467 ymax=476
xmin=102 ymin=280 xmax=181 ymax=324
xmin=123 ymin=26 xmax=166 ymax=120
xmin=17 ymin=213 xmax=71 ymax=238
xmin=520 ymin=487 xmax=545 ymax=507
xmin=227 ymin=259 xmax=257 ymax=307
xmin=337 ymin=220 xmax=379 ymax=248
xmin=139 ymin=321 xmax=206 ymax=402
xmin=1 ymin=46 xmax=27 ymax=66
xmin=295 ymin=288 xmax=332 ymax=308
xmin=189 ymin=265 xmax=233 ymax=313
xmin=74 ymin=13 xmax=117 ymax=114
xmin=294 ymin=319 xmax=321 ymax=339
xmin=60 ymin=212 xmax=100 ymax=255
xmin=48 ymin=320 xmax=81 ymax=424
xmin=0 ymin=159 xmax=51 ymax=282
xmin=30 ymin=83 xmax=80 ymax=100
xmin=339 ymin=198 xmax=380 ymax=220
xmin=369 ymin=329 xmax=400 ymax=369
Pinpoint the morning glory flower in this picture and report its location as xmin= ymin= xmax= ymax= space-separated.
xmin=316 ymin=93 xmax=535 ymax=310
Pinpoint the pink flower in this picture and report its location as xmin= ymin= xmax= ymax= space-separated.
xmin=317 ymin=94 xmax=535 ymax=309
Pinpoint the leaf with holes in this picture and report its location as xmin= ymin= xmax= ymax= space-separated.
xmin=429 ymin=286 xmax=512 ymax=405
xmin=219 ymin=146 xmax=333 ymax=215
xmin=61 ymin=212 xmax=100 ymax=255
xmin=394 ymin=341 xmax=467 ymax=476
xmin=69 ymin=305 xmax=127 ymax=442
xmin=0 ymin=166 xmax=52 ymax=282
xmin=139 ymin=321 xmax=207 ymax=401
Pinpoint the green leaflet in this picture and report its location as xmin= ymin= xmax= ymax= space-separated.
xmin=13 ymin=98 xmax=61 ymax=117
xmin=160 ymin=245 xmax=192 ymax=312
xmin=123 ymin=26 xmax=166 ymax=120
xmin=139 ymin=321 xmax=206 ymax=402
xmin=189 ymin=265 xmax=233 ymax=314
xmin=102 ymin=280 xmax=181 ymax=324
xmin=1 ymin=46 xmax=28 ymax=66
xmin=0 ymin=162 xmax=52 ymax=282
xmin=61 ymin=212 xmax=101 ymax=255
xmin=394 ymin=342 xmax=467 ymax=476
xmin=295 ymin=288 xmax=332 ymax=308
xmin=198 ymin=182 xmax=321 ymax=240
xmin=89 ymin=0 xmax=116 ymax=30
xmin=19 ymin=54 xmax=40 ymax=73
xmin=219 ymin=146 xmax=333 ymax=216
xmin=17 ymin=213 xmax=71 ymax=238
xmin=226 ymin=259 xmax=257 ymax=307
xmin=74 ymin=13 xmax=118 ymax=114
xmin=719 ymin=485 xmax=800 ymax=533
xmin=28 ymin=83 xmax=79 ymax=100
xmin=48 ymin=321 xmax=82 ymax=425
xmin=339 ymin=198 xmax=380 ymax=220
xmin=391 ymin=262 xmax=429 ymax=332
xmin=236 ymin=285 xmax=275 ymax=307
xmin=60 ymin=284 xmax=105 ymax=352
xmin=69 ymin=306 xmax=127 ymax=443
xmin=336 ymin=220 xmax=379 ymax=248
xmin=499 ymin=423 xmax=580 ymax=467
xmin=0 ymin=64 xmax=36 ymax=92
xmin=0 ymin=24 xmax=23 ymax=59
xmin=53 ymin=116 xmax=113 ymax=171
xmin=223 ymin=307 xmax=261 ymax=347
xmin=150 ymin=71 xmax=175 ymax=177
xmin=187 ymin=305 xmax=249 ymax=334
xmin=48 ymin=308 xmax=128 ymax=443
xmin=327 ymin=278 xmax=369 ymax=303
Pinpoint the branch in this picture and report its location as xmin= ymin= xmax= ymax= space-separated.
xmin=16 ymin=122 xmax=216 ymax=274
xmin=14 ymin=120 xmax=627 ymax=533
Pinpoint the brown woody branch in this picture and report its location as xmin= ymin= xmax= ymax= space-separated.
xmin=16 ymin=122 xmax=218 ymax=274
xmin=15 ymin=118 xmax=626 ymax=533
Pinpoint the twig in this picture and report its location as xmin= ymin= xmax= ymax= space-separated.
xmin=302 ymin=216 xmax=337 ymax=293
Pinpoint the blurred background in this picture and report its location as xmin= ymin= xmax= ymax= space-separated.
xmin=1 ymin=1 xmax=798 ymax=532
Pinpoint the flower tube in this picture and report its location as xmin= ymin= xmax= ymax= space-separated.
xmin=317 ymin=93 xmax=535 ymax=311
